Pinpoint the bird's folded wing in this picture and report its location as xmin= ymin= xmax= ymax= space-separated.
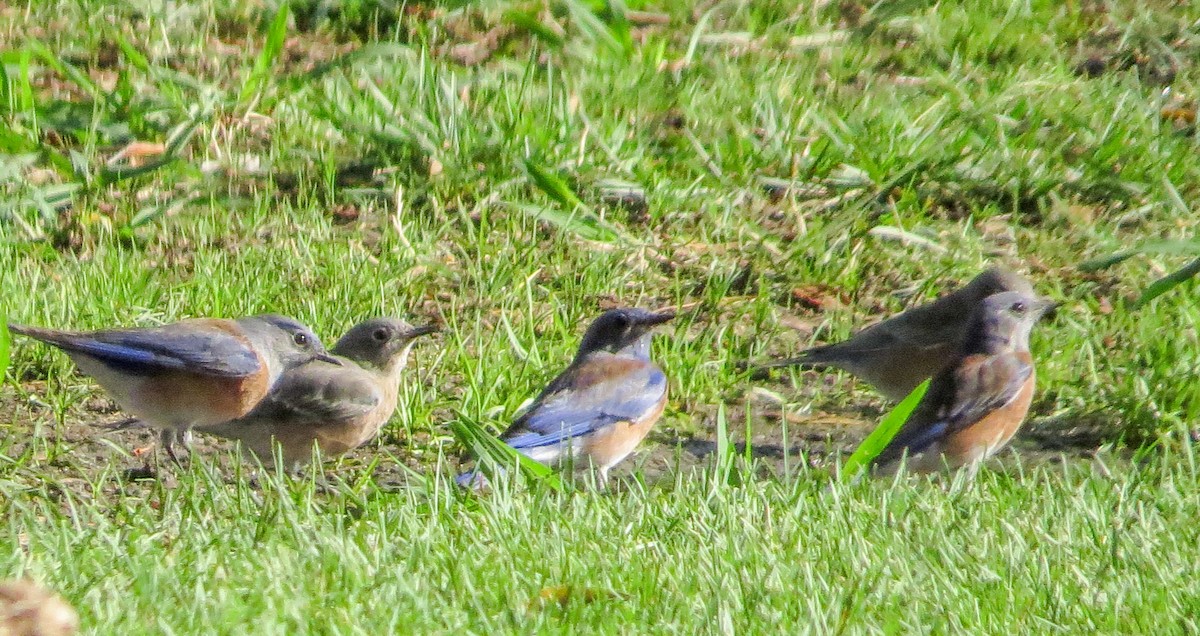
xmin=942 ymin=353 xmax=1032 ymax=432
xmin=875 ymin=352 xmax=1031 ymax=463
xmin=10 ymin=323 xmax=262 ymax=377
xmin=502 ymin=359 xmax=666 ymax=451
xmin=845 ymin=314 xmax=959 ymax=355
xmin=232 ymin=362 xmax=383 ymax=425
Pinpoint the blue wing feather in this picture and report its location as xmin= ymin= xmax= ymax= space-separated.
xmin=874 ymin=353 xmax=1031 ymax=466
xmin=10 ymin=323 xmax=261 ymax=377
xmin=503 ymin=357 xmax=666 ymax=451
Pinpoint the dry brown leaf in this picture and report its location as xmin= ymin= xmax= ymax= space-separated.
xmin=107 ymin=141 xmax=165 ymax=168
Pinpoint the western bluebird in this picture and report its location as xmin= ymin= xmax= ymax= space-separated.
xmin=756 ymin=267 xmax=1035 ymax=401
xmin=8 ymin=314 xmax=335 ymax=462
xmin=870 ymin=290 xmax=1055 ymax=475
xmin=458 ymin=307 xmax=675 ymax=487
xmin=196 ymin=317 xmax=437 ymax=469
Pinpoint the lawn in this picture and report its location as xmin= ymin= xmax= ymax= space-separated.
xmin=2 ymin=0 xmax=1200 ymax=633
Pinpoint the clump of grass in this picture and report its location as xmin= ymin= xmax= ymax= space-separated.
xmin=2 ymin=0 xmax=1200 ymax=631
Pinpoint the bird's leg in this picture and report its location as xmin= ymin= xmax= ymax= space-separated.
xmin=962 ymin=460 xmax=983 ymax=482
xmin=596 ymin=466 xmax=610 ymax=490
xmin=160 ymin=428 xmax=190 ymax=465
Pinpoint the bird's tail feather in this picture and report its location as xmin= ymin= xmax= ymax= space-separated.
xmin=738 ymin=348 xmax=833 ymax=378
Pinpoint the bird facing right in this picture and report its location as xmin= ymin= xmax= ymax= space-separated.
xmin=458 ymin=307 xmax=675 ymax=487
xmin=7 ymin=315 xmax=336 ymax=462
xmin=870 ymin=290 xmax=1056 ymax=475
xmin=757 ymin=267 xmax=1035 ymax=402
xmin=197 ymin=317 xmax=437 ymax=469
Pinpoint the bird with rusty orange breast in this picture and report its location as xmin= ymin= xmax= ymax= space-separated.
xmin=197 ymin=317 xmax=437 ymax=469
xmin=870 ymin=290 xmax=1056 ymax=475
xmin=756 ymin=267 xmax=1036 ymax=402
xmin=458 ymin=307 xmax=675 ymax=487
xmin=8 ymin=315 xmax=336 ymax=462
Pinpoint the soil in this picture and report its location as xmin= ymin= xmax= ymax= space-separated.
xmin=0 ymin=371 xmax=1112 ymax=502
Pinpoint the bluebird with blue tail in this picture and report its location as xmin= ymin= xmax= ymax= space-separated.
xmin=458 ymin=307 xmax=674 ymax=487
xmin=9 ymin=315 xmax=336 ymax=462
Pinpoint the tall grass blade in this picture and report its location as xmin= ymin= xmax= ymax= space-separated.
xmin=508 ymin=202 xmax=619 ymax=242
xmin=840 ymin=379 xmax=930 ymax=480
xmin=713 ymin=402 xmax=735 ymax=486
xmin=1080 ymin=239 xmax=1200 ymax=272
xmin=25 ymin=39 xmax=101 ymax=102
xmin=113 ymin=34 xmax=151 ymax=73
xmin=520 ymin=160 xmax=624 ymax=241
xmin=505 ymin=10 xmax=565 ymax=48
xmin=450 ymin=412 xmax=564 ymax=491
xmin=524 ymin=160 xmax=585 ymax=210
xmin=1136 ymin=257 xmax=1200 ymax=307
xmin=0 ymin=318 xmax=9 ymax=380
xmin=238 ymin=2 xmax=290 ymax=107
xmin=100 ymin=108 xmax=208 ymax=183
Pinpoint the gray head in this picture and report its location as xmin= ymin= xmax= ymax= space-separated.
xmin=962 ymin=267 xmax=1035 ymax=300
xmin=576 ymin=308 xmax=675 ymax=360
xmin=238 ymin=314 xmax=339 ymax=370
xmin=964 ymin=291 xmax=1056 ymax=354
xmin=332 ymin=317 xmax=437 ymax=372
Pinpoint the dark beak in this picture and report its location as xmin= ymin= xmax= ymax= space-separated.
xmin=405 ymin=324 xmax=439 ymax=339
xmin=1038 ymin=299 xmax=1061 ymax=320
xmin=314 ymin=352 xmax=344 ymax=366
xmin=642 ymin=309 xmax=677 ymax=326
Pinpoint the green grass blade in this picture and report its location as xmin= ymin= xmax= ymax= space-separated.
xmin=0 ymin=317 xmax=9 ymax=380
xmin=1078 ymin=250 xmax=1142 ymax=272
xmin=562 ymin=0 xmax=628 ymax=57
xmin=25 ymin=39 xmax=101 ymax=102
xmin=238 ymin=2 xmax=290 ymax=107
xmin=450 ymin=412 xmax=564 ymax=491
xmin=1161 ymin=175 xmax=1190 ymax=217
xmin=508 ymin=202 xmax=619 ymax=242
xmin=602 ymin=0 xmax=633 ymax=54
xmin=840 ymin=379 xmax=930 ymax=480
xmin=524 ymin=160 xmax=585 ymax=210
xmin=0 ymin=55 xmax=9 ymax=112
xmin=712 ymin=402 xmax=742 ymax=486
xmin=520 ymin=161 xmax=625 ymax=241
xmin=16 ymin=48 xmax=33 ymax=113
xmin=504 ymin=10 xmax=566 ymax=48
xmin=1080 ymin=240 xmax=1200 ymax=272
xmin=113 ymin=34 xmax=151 ymax=73
xmin=1136 ymin=257 xmax=1200 ymax=307
xmin=100 ymin=108 xmax=208 ymax=184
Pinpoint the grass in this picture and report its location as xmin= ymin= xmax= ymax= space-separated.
xmin=2 ymin=0 xmax=1200 ymax=632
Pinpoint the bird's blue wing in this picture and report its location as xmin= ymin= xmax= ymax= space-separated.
xmin=502 ymin=356 xmax=667 ymax=451
xmin=10 ymin=322 xmax=262 ymax=377
xmin=875 ymin=352 xmax=1031 ymax=464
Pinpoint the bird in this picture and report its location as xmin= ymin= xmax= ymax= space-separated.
xmin=870 ymin=290 xmax=1055 ymax=475
xmin=0 ymin=579 xmax=78 ymax=636
xmin=457 ymin=307 xmax=675 ymax=487
xmin=196 ymin=317 xmax=437 ymax=469
xmin=754 ymin=267 xmax=1036 ymax=401
xmin=8 ymin=314 xmax=337 ymax=462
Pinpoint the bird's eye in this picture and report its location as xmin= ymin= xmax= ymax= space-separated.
xmin=372 ymin=328 xmax=389 ymax=341
xmin=293 ymin=332 xmax=310 ymax=347
xmin=1010 ymin=302 xmax=1027 ymax=313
